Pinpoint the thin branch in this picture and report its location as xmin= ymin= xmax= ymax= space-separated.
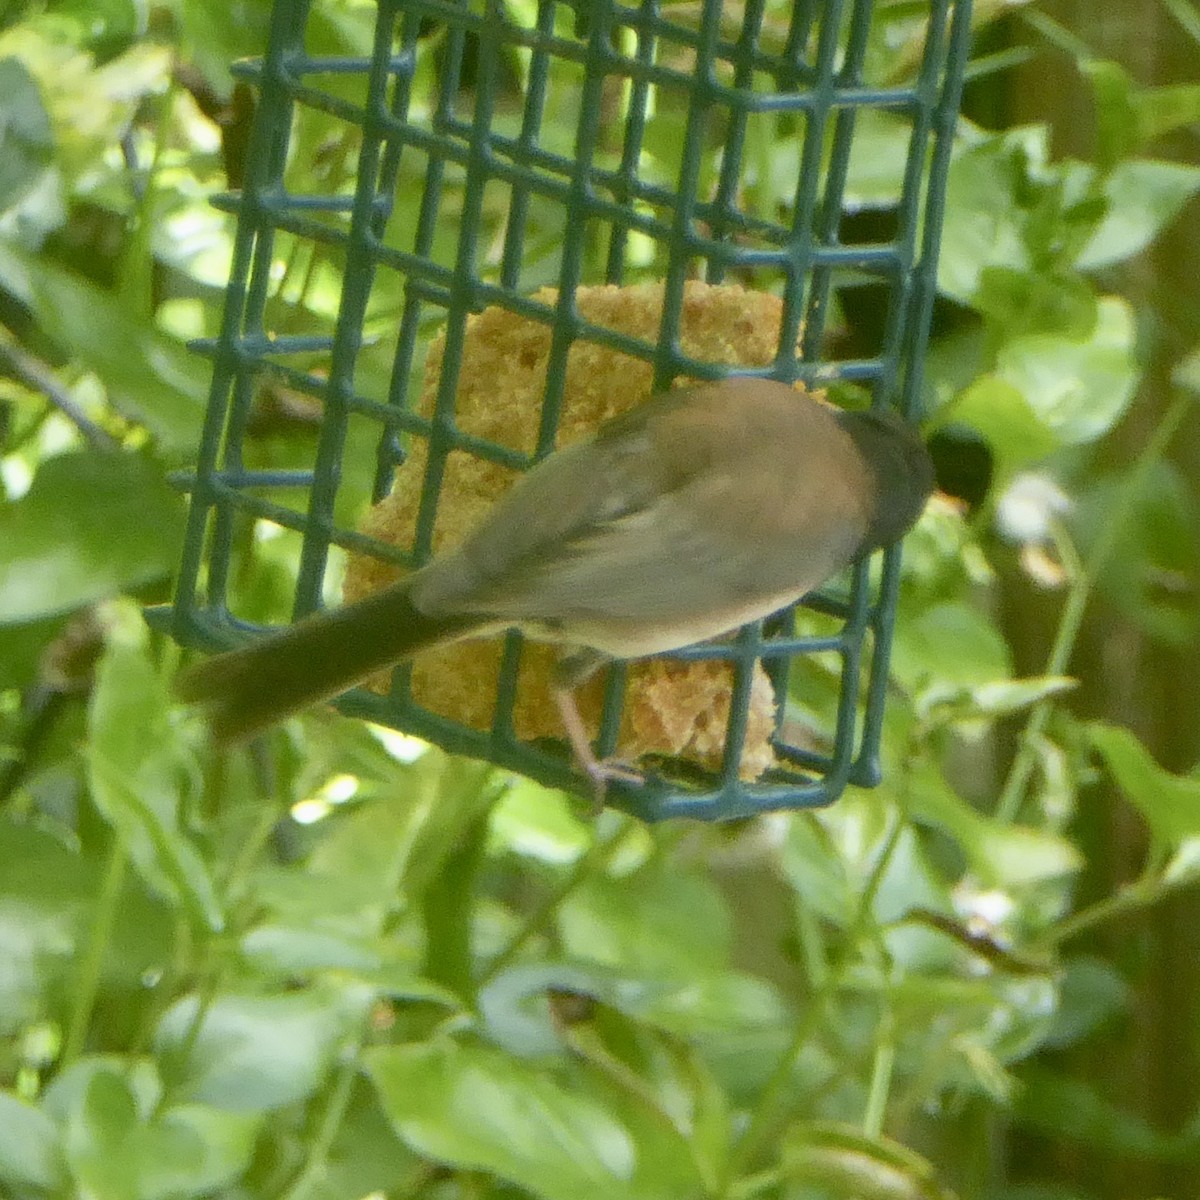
xmin=0 ymin=331 xmax=119 ymax=451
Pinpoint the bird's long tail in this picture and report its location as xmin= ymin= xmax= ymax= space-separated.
xmin=175 ymin=581 xmax=478 ymax=745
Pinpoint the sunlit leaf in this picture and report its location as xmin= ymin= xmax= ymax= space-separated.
xmin=0 ymin=453 xmax=184 ymax=624
xmin=488 ymin=777 xmax=592 ymax=864
xmin=890 ymin=602 xmax=1012 ymax=692
xmin=155 ymin=988 xmax=367 ymax=1113
xmin=367 ymin=1037 xmax=700 ymax=1200
xmin=558 ymin=859 xmax=733 ymax=978
xmin=0 ymin=1091 xmax=66 ymax=1191
xmin=995 ymin=297 xmax=1138 ymax=445
xmin=0 ymin=57 xmax=55 ymax=212
xmin=88 ymin=641 xmax=222 ymax=931
xmin=1077 ymin=159 xmax=1200 ymax=269
xmin=969 ymin=676 xmax=1077 ymax=717
xmin=783 ymin=1121 xmax=956 ymax=1200
xmin=27 ymin=262 xmax=207 ymax=454
xmin=909 ymin=763 xmax=1083 ymax=887
xmin=939 ymin=132 xmax=1036 ymax=302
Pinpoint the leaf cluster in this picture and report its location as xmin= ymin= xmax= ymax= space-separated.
xmin=1 ymin=3 xmax=1199 ymax=1199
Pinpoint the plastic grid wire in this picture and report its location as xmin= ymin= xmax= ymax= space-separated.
xmin=160 ymin=0 xmax=973 ymax=821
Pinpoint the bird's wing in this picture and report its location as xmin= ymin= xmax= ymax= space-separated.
xmin=409 ymin=390 xmax=698 ymax=616
xmin=415 ymin=381 xmax=872 ymax=627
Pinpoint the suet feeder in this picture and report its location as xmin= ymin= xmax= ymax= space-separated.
xmin=160 ymin=0 xmax=973 ymax=819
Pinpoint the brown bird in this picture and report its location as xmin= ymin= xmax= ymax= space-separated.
xmin=176 ymin=377 xmax=934 ymax=790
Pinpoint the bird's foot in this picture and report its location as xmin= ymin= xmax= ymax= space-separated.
xmin=580 ymin=755 xmax=644 ymax=813
xmin=551 ymin=676 xmax=643 ymax=812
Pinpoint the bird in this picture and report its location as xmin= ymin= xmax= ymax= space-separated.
xmin=176 ymin=376 xmax=934 ymax=792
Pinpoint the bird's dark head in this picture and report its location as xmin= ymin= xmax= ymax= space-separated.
xmin=838 ymin=407 xmax=935 ymax=551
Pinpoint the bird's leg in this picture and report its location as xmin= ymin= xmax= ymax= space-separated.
xmin=552 ymin=650 xmax=644 ymax=808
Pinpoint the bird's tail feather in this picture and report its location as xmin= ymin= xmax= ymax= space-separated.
xmin=175 ymin=581 xmax=477 ymax=745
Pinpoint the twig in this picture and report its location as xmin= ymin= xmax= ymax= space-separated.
xmin=0 ymin=331 xmax=119 ymax=450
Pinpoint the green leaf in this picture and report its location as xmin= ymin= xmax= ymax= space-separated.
xmin=239 ymin=923 xmax=385 ymax=976
xmin=303 ymin=785 xmax=446 ymax=930
xmin=890 ymin=603 xmax=1012 ymax=691
xmin=968 ymin=676 xmax=1077 ymax=718
xmin=995 ymin=296 xmax=1138 ymax=445
xmin=396 ymin=755 xmax=502 ymax=902
xmin=58 ymin=1066 xmax=248 ymax=1200
xmin=0 ymin=452 xmax=184 ymax=623
xmin=0 ymin=31 xmax=168 ymax=185
xmin=26 ymin=261 xmax=208 ymax=454
xmin=908 ymin=763 xmax=1082 ymax=887
xmin=89 ymin=755 xmax=223 ymax=931
xmin=49 ymin=0 xmax=144 ymax=51
xmin=0 ymin=819 xmax=94 ymax=1036
xmin=974 ymin=267 xmax=1098 ymax=341
xmin=0 ymin=57 xmax=55 ymax=212
xmin=936 ymin=375 xmax=1060 ymax=476
xmin=1079 ymin=60 xmax=1139 ymax=171
xmin=1174 ymin=344 xmax=1200 ymax=395
xmin=1043 ymin=957 xmax=1130 ymax=1049
xmin=308 ymin=1079 xmax=420 ymax=1200
xmin=1014 ymin=1067 xmax=1185 ymax=1160
xmin=88 ymin=641 xmax=223 ymax=931
xmin=1077 ymin=159 xmax=1200 ymax=270
xmin=1132 ymin=81 xmax=1200 ymax=145
xmin=479 ymin=960 xmax=789 ymax=1060
xmin=780 ymin=814 xmax=854 ymax=926
xmin=1088 ymin=723 xmax=1200 ymax=845
xmin=1164 ymin=837 xmax=1200 ymax=888
xmin=488 ymin=777 xmax=592 ymax=864
xmin=1076 ymin=462 xmax=1200 ymax=647
xmin=559 ymin=859 xmax=733 ymax=978
xmin=155 ymin=988 xmax=366 ymax=1113
xmin=1080 ymin=58 xmax=1200 ymax=160
xmin=939 ymin=134 xmax=1035 ymax=303
xmin=367 ymin=1037 xmax=697 ymax=1200
xmin=42 ymin=1056 xmax=161 ymax=1125
xmin=783 ymin=1121 xmax=956 ymax=1200
xmin=63 ymin=1068 xmax=142 ymax=1197
xmin=0 ymin=613 xmax=65 ymax=689
xmin=146 ymin=1105 xmax=259 ymax=1197
xmin=0 ymin=1091 xmax=67 ymax=1190
xmin=844 ymin=109 xmax=913 ymax=208
xmin=173 ymin=0 xmax=273 ymax=93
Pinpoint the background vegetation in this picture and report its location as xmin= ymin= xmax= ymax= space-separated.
xmin=1 ymin=1 xmax=1199 ymax=1198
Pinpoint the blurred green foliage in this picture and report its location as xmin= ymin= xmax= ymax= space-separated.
xmin=1 ymin=2 xmax=1199 ymax=1199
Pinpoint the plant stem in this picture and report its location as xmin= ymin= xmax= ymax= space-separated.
xmin=62 ymin=831 xmax=128 ymax=1067
xmin=1160 ymin=0 xmax=1200 ymax=44
xmin=994 ymin=523 xmax=1085 ymax=823
xmin=477 ymin=817 xmax=632 ymax=985
xmin=0 ymin=333 xmax=118 ymax=451
xmin=728 ymin=806 xmax=905 ymax=1182
xmin=1018 ymin=8 xmax=1096 ymax=58
xmin=995 ymin=392 xmax=1192 ymax=823
xmin=861 ymin=1014 xmax=897 ymax=1138
xmin=277 ymin=1026 xmax=366 ymax=1200
xmin=1041 ymin=874 xmax=1161 ymax=948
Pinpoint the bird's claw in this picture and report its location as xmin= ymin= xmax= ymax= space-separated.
xmin=582 ymin=755 xmax=644 ymax=813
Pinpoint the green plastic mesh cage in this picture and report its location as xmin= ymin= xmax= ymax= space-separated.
xmin=160 ymin=0 xmax=972 ymax=821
